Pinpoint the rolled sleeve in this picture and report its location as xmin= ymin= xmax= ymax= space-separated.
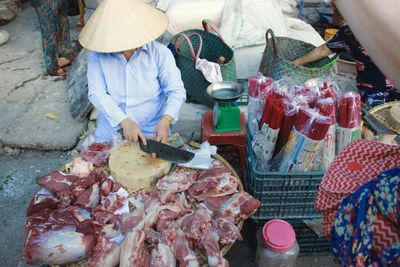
xmin=156 ymin=44 xmax=186 ymax=123
xmin=87 ymin=52 xmax=128 ymax=127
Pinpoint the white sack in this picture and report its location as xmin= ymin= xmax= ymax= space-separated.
xmin=220 ymin=0 xmax=288 ymax=49
xmin=162 ymin=0 xmax=226 ymax=42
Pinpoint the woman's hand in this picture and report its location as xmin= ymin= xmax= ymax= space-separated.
xmin=153 ymin=116 xmax=172 ymax=144
xmin=120 ymin=118 xmax=147 ymax=145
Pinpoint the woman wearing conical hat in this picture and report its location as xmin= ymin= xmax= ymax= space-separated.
xmin=79 ymin=0 xmax=186 ymax=145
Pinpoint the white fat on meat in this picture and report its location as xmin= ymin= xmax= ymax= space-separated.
xmin=204 ymin=192 xmax=261 ymax=223
xmin=150 ymin=242 xmax=176 ymax=267
xmin=214 ymin=218 xmax=243 ymax=245
xmin=88 ymin=236 xmax=121 ymax=267
xmin=120 ymin=230 xmax=146 ymax=267
xmin=23 ymin=225 xmax=96 ymax=265
xmin=200 ymin=227 xmax=229 ymax=267
xmin=75 ymin=183 xmax=100 ymax=209
xmin=179 ymin=206 xmax=213 ymax=241
xmin=155 ymin=170 xmax=198 ymax=192
xmin=37 ymin=171 xmax=78 ymax=193
xmin=187 ymin=174 xmax=238 ymax=201
xmin=170 ymin=228 xmax=200 ymax=267
xmin=64 ymin=157 xmax=94 ymax=178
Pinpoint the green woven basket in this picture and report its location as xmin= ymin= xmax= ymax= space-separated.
xmin=259 ymin=29 xmax=337 ymax=85
xmin=172 ymin=20 xmax=237 ymax=107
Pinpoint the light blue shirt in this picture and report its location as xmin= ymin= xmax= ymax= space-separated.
xmin=87 ymin=41 xmax=186 ymax=141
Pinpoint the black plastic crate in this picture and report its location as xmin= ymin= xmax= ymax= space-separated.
xmin=246 ymin=132 xmax=324 ymax=220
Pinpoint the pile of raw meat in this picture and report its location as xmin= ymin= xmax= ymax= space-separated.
xmin=23 ymin=158 xmax=260 ymax=267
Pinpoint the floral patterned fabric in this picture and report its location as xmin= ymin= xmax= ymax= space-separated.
xmin=326 ymin=24 xmax=400 ymax=109
xmin=330 ymin=167 xmax=400 ymax=267
xmin=33 ymin=0 xmax=73 ymax=75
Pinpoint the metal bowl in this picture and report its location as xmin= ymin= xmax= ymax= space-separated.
xmin=206 ymin=81 xmax=244 ymax=102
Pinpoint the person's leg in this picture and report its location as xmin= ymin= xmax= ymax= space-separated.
xmin=56 ymin=9 xmax=73 ymax=61
xmin=78 ymin=0 xmax=85 ymax=26
xmin=94 ymin=112 xmax=120 ymax=143
xmin=34 ymin=3 xmax=58 ymax=75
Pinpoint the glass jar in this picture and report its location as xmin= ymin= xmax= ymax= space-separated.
xmin=255 ymin=219 xmax=300 ymax=267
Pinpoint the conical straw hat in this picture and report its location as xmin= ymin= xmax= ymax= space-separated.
xmin=79 ymin=0 xmax=168 ymax=53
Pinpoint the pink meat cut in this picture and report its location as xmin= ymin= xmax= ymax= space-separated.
xmin=150 ymin=242 xmax=176 ymax=267
xmin=155 ymin=204 xmax=183 ymax=231
xmin=204 ymin=192 xmax=260 ymax=223
xmin=75 ymin=183 xmax=100 ymax=209
xmin=166 ymin=226 xmax=200 ymax=267
xmin=120 ymin=209 xmax=145 ymax=234
xmin=120 ymin=230 xmax=147 ymax=267
xmin=179 ymin=206 xmax=212 ymax=241
xmin=188 ymin=174 xmax=238 ymax=201
xmin=37 ymin=171 xmax=79 ymax=193
xmin=200 ymin=227 xmax=229 ymax=267
xmin=23 ymin=207 xmax=96 ymax=265
xmin=156 ymin=170 xmax=198 ymax=192
xmin=88 ymin=237 xmax=121 ymax=267
xmin=214 ymin=218 xmax=243 ymax=245
xmin=197 ymin=160 xmax=231 ymax=180
xmin=26 ymin=193 xmax=58 ymax=217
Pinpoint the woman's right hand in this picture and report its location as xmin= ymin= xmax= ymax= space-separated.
xmin=120 ymin=118 xmax=147 ymax=145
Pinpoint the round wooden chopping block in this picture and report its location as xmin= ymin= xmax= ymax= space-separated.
xmin=109 ymin=143 xmax=171 ymax=192
xmin=389 ymin=103 xmax=400 ymax=133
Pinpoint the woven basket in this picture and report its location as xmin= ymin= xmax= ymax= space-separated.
xmin=172 ymin=20 xmax=237 ymax=108
xmin=369 ymin=101 xmax=400 ymax=134
xmin=55 ymin=141 xmax=244 ymax=267
xmin=259 ymin=29 xmax=337 ymax=85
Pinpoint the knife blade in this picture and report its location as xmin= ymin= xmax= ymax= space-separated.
xmin=139 ymin=139 xmax=195 ymax=163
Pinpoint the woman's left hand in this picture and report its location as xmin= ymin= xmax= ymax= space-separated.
xmin=153 ymin=117 xmax=171 ymax=144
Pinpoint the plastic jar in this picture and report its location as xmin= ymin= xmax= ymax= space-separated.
xmin=255 ymin=219 xmax=300 ymax=267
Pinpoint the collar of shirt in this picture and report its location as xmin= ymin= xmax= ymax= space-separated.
xmin=114 ymin=44 xmax=149 ymax=63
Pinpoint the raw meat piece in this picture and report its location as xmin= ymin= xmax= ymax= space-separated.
xmin=197 ymin=160 xmax=231 ymax=180
xmin=81 ymin=143 xmax=112 ymax=166
xmin=111 ymin=181 xmax=122 ymax=193
xmin=92 ymin=210 xmax=114 ymax=225
xmin=142 ymin=247 xmax=151 ymax=267
xmin=145 ymin=202 xmax=161 ymax=229
xmin=179 ymin=206 xmax=213 ymax=241
xmin=88 ymin=236 xmax=121 ymax=267
xmin=200 ymin=227 xmax=229 ymax=267
xmin=75 ymin=183 xmax=100 ymax=209
xmin=150 ymin=242 xmax=176 ymax=267
xmin=156 ymin=205 xmax=182 ymax=231
xmin=214 ymin=218 xmax=243 ymax=245
xmin=23 ymin=225 xmax=96 ymax=265
xmin=120 ymin=209 xmax=146 ymax=234
xmin=120 ymin=230 xmax=146 ymax=267
xmin=188 ymin=174 xmax=238 ymax=201
xmin=74 ymin=172 xmax=97 ymax=188
xmin=204 ymin=192 xmax=260 ymax=223
xmin=57 ymin=190 xmax=74 ymax=208
xmin=26 ymin=193 xmax=58 ymax=217
xmin=128 ymin=190 xmax=159 ymax=211
xmin=65 ymin=157 xmax=94 ymax=178
xmin=101 ymin=193 xmax=125 ymax=213
xmin=37 ymin=171 xmax=78 ymax=193
xmin=166 ymin=227 xmax=199 ymax=267
xmin=101 ymin=179 xmax=113 ymax=196
xmin=156 ymin=170 xmax=198 ymax=192
xmin=145 ymin=228 xmax=162 ymax=245
xmin=173 ymin=192 xmax=191 ymax=212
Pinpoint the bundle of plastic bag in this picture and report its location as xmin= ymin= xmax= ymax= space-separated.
xmin=252 ymin=92 xmax=285 ymax=171
xmin=247 ymin=74 xmax=274 ymax=138
xmin=316 ymin=97 xmax=336 ymax=170
xmin=336 ymin=92 xmax=362 ymax=154
xmin=275 ymin=107 xmax=332 ymax=172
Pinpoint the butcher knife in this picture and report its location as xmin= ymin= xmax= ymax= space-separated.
xmin=139 ymin=139 xmax=195 ymax=163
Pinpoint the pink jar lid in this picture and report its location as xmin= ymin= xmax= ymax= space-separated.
xmin=263 ymin=219 xmax=296 ymax=252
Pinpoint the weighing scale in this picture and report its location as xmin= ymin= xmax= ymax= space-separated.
xmin=206 ymin=81 xmax=244 ymax=132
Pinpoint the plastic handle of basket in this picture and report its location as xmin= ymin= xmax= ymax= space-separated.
xmin=202 ymin=19 xmax=225 ymax=43
xmin=174 ymin=33 xmax=203 ymax=61
xmin=266 ymin=29 xmax=278 ymax=56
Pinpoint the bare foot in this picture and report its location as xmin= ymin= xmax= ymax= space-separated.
xmin=58 ymin=57 xmax=72 ymax=68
